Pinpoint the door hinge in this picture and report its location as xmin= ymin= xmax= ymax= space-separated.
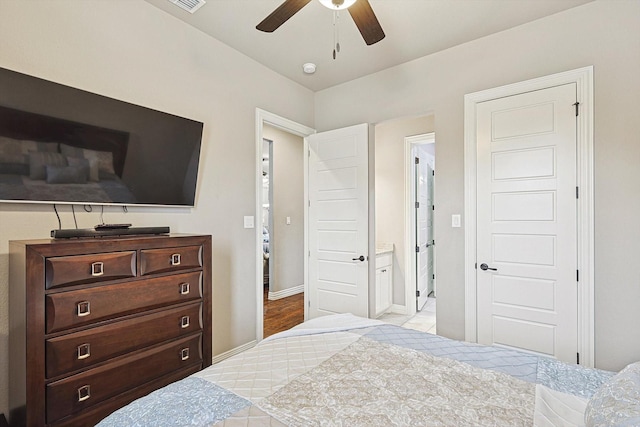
xmin=432 ymin=274 xmax=435 ymax=280
xmin=416 ymin=290 xmax=420 ymax=297
xmin=416 ymin=245 xmax=420 ymax=253
xmin=432 ymin=240 xmax=435 ymax=246
xmin=576 ymin=186 xmax=579 ymax=199
xmin=577 ymin=353 xmax=580 ymax=364
xmin=577 ymin=270 xmax=579 ymax=281
xmin=432 ymin=205 xmax=435 ymax=211
xmin=308 ymin=149 xmax=311 ymax=157
xmin=415 ymin=157 xmax=419 ymax=164
xmin=415 ymin=201 xmax=419 ymax=209
xmin=475 ymin=262 xmax=477 ymax=269
xmin=573 ymin=101 xmax=580 ymax=116
xmin=432 ymin=170 xmax=435 ymax=176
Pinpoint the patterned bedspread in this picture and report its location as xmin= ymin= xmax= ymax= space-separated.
xmin=98 ymin=314 xmax=613 ymax=427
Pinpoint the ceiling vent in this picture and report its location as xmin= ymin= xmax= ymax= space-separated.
xmin=167 ymin=0 xmax=206 ymax=14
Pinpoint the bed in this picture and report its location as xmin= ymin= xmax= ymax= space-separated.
xmin=96 ymin=313 xmax=640 ymax=426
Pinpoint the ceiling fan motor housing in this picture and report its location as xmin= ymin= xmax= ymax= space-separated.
xmin=319 ymin=0 xmax=357 ymax=10
xmin=257 ymin=0 xmax=385 ymax=46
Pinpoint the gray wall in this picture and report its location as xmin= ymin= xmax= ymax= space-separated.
xmin=315 ymin=0 xmax=640 ymax=371
xmin=263 ymin=125 xmax=304 ymax=295
xmin=0 ymin=0 xmax=314 ymax=417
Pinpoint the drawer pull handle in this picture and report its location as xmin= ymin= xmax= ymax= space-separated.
xmin=77 ymin=301 xmax=91 ymax=317
xmin=91 ymin=262 xmax=104 ymax=277
xmin=171 ymin=253 xmax=181 ymax=266
xmin=77 ymin=343 xmax=91 ymax=360
xmin=181 ymin=347 xmax=190 ymax=361
xmin=180 ymin=282 xmax=190 ymax=295
xmin=181 ymin=315 xmax=190 ymax=329
xmin=77 ymin=385 xmax=91 ymax=402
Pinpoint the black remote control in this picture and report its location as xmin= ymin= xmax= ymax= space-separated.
xmin=94 ymin=223 xmax=132 ymax=230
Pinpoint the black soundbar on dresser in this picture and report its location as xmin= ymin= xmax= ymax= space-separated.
xmin=51 ymin=226 xmax=170 ymax=239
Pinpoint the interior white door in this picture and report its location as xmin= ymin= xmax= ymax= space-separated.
xmin=425 ymin=162 xmax=436 ymax=296
xmin=415 ymin=155 xmax=431 ymax=310
xmin=476 ymin=83 xmax=578 ymax=363
xmin=307 ymin=123 xmax=370 ymax=319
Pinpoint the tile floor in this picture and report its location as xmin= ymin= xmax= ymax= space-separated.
xmin=379 ymin=297 xmax=436 ymax=334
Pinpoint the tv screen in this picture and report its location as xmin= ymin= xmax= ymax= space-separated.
xmin=0 ymin=67 xmax=203 ymax=207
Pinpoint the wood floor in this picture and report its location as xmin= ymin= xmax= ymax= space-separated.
xmin=263 ymin=286 xmax=304 ymax=338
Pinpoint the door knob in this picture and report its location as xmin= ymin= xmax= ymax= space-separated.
xmin=480 ymin=263 xmax=497 ymax=271
xmin=352 ymin=255 xmax=365 ymax=262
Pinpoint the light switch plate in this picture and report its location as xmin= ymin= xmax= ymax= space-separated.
xmin=244 ymin=216 xmax=255 ymax=229
xmin=452 ymin=214 xmax=461 ymax=228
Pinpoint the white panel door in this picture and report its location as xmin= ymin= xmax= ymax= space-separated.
xmin=308 ymin=124 xmax=369 ymax=318
xmin=416 ymin=155 xmax=432 ymax=310
xmin=476 ymin=83 xmax=577 ymax=362
xmin=425 ymin=162 xmax=435 ymax=297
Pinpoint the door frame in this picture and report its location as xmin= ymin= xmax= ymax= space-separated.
xmin=463 ymin=66 xmax=595 ymax=366
xmin=255 ymin=108 xmax=315 ymax=342
xmin=404 ymin=133 xmax=435 ymax=316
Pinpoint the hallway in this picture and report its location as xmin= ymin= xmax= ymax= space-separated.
xmin=263 ymin=288 xmax=304 ymax=338
xmin=263 ymin=293 xmax=436 ymax=338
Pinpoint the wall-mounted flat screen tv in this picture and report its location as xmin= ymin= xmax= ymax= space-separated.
xmin=0 ymin=67 xmax=204 ymax=207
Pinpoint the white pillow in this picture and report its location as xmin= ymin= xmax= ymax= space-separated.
xmin=585 ymin=361 xmax=640 ymax=426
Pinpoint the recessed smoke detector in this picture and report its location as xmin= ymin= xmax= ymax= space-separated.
xmin=303 ymin=63 xmax=317 ymax=74
xmin=167 ymin=0 xmax=206 ymax=14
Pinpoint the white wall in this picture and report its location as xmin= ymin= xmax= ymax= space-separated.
xmin=374 ymin=115 xmax=434 ymax=306
xmin=0 ymin=0 xmax=314 ymax=417
xmin=263 ymin=125 xmax=304 ymax=295
xmin=316 ymin=0 xmax=640 ymax=371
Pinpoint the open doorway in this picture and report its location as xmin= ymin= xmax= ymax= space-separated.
xmin=255 ymin=110 xmax=314 ymax=341
xmin=372 ymin=115 xmax=435 ymax=333
xmin=261 ymin=125 xmax=305 ymax=338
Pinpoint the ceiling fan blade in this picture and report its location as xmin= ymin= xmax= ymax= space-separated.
xmin=256 ymin=0 xmax=313 ymax=33
xmin=348 ymin=0 xmax=385 ymax=45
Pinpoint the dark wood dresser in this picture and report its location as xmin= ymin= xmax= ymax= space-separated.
xmin=8 ymin=234 xmax=212 ymax=427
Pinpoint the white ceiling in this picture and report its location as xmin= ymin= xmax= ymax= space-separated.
xmin=144 ymin=0 xmax=593 ymax=92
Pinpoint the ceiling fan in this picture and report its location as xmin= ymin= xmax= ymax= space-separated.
xmin=256 ymin=0 xmax=385 ymax=46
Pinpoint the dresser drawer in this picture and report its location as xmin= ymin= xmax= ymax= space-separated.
xmin=50 ymin=365 xmax=203 ymax=427
xmin=46 ymin=271 xmax=202 ymax=333
xmin=46 ymin=251 xmax=137 ymax=289
xmin=140 ymin=245 xmax=202 ymax=276
xmin=46 ymin=333 xmax=202 ymax=424
xmin=46 ymin=302 xmax=203 ymax=378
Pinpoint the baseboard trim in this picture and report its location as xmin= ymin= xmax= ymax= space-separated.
xmin=389 ymin=304 xmax=408 ymax=315
xmin=268 ymin=284 xmax=304 ymax=301
xmin=212 ymin=340 xmax=257 ymax=364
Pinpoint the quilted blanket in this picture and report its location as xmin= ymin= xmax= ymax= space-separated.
xmin=98 ymin=314 xmax=613 ymax=426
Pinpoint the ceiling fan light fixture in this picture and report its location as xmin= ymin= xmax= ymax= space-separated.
xmin=318 ymin=0 xmax=357 ymax=11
